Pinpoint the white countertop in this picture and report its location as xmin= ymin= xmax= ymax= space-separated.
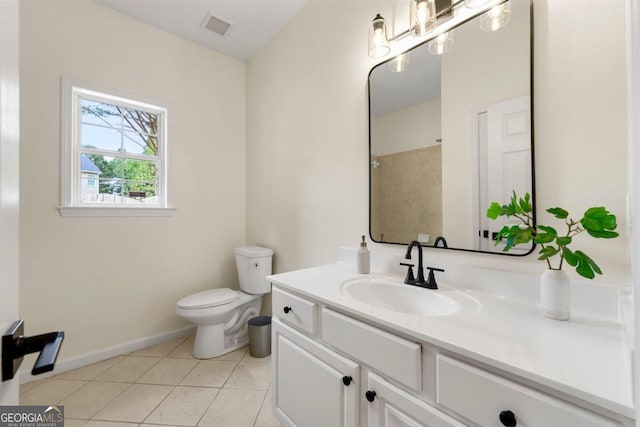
xmin=267 ymin=263 xmax=634 ymax=419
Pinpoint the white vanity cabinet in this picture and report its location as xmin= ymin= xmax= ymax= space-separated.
xmin=272 ymin=286 xmax=458 ymax=427
xmin=272 ymin=317 xmax=360 ymax=427
xmin=271 ymin=285 xmax=629 ymax=427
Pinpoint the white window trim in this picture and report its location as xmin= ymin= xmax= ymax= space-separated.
xmin=59 ymin=78 xmax=175 ymax=217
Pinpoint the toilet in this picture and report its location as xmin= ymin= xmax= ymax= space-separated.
xmin=176 ymin=246 xmax=273 ymax=359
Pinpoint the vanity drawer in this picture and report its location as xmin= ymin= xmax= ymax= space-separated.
xmin=322 ymin=308 xmax=421 ymax=390
xmin=272 ymin=287 xmax=317 ymax=335
xmin=436 ymin=355 xmax=621 ymax=427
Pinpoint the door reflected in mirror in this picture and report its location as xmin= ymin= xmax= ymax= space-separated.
xmin=369 ymin=0 xmax=533 ymax=255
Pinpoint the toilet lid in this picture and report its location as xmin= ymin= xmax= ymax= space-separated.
xmin=177 ymin=288 xmax=239 ymax=309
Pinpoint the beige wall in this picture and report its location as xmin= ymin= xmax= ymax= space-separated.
xmin=246 ymin=1 xmax=373 ymax=276
xmin=20 ymin=1 xmax=246 ymax=360
xmin=247 ymin=0 xmax=629 ymax=288
xmin=371 ymin=99 xmax=442 ymax=156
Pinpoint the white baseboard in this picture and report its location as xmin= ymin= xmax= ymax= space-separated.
xmin=20 ymin=325 xmax=195 ymax=384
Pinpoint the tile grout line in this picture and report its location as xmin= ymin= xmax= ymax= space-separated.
xmin=252 ymin=388 xmax=272 ymax=427
xmin=139 ymin=383 xmax=179 ymax=426
xmin=193 ymin=387 xmax=222 ymax=427
xmin=192 ymin=352 xmax=246 ymax=426
xmin=71 ymin=378 xmax=135 ymax=421
xmin=138 ymin=348 xmax=202 ymax=426
xmin=21 ymin=337 xmax=278 ymax=427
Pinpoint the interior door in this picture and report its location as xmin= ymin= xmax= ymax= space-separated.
xmin=479 ymin=96 xmax=532 ymax=253
xmin=0 ymin=0 xmax=21 ymax=405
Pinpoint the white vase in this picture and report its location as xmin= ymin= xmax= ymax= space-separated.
xmin=540 ymin=269 xmax=570 ymax=320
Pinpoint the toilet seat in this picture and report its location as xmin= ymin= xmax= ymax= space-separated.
xmin=177 ymin=288 xmax=239 ymax=310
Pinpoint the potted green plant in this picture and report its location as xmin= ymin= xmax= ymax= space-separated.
xmin=487 ymin=192 xmax=619 ymax=320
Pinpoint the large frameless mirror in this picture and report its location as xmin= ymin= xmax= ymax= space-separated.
xmin=369 ymin=0 xmax=533 ymax=255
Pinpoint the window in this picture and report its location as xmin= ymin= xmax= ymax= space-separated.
xmin=60 ymin=79 xmax=174 ymax=216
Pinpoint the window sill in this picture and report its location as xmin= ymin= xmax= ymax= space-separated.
xmin=58 ymin=206 xmax=177 ymax=217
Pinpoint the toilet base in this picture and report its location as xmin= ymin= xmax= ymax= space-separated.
xmin=192 ymin=323 xmax=250 ymax=359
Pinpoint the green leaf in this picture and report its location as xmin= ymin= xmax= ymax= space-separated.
xmin=571 ymin=250 xmax=602 ymax=280
xmin=581 ymin=217 xmax=602 ymax=231
xmin=600 ymin=215 xmax=617 ymax=229
xmin=575 ymin=259 xmax=595 ymax=279
xmin=492 ymin=226 xmax=510 ymax=247
xmin=583 ymin=206 xmax=608 ymax=219
xmin=502 ymin=226 xmax=519 ymax=251
xmin=512 ymin=226 xmax=533 ymax=245
xmin=536 ymin=225 xmax=557 ymax=237
xmin=519 ymin=195 xmax=532 ymax=213
xmin=581 ymin=207 xmax=618 ymax=238
xmin=537 ymin=246 xmax=559 ymax=261
xmin=575 ymin=250 xmax=602 ymax=275
xmin=487 ymin=202 xmax=503 ymax=220
xmin=563 ymin=247 xmax=579 ymax=266
xmin=510 ymin=191 xmax=518 ymax=208
xmin=547 ymin=207 xmax=569 ymax=219
xmin=498 ymin=225 xmax=532 ymax=251
xmin=534 ymin=233 xmax=555 ymax=244
xmin=556 ymin=236 xmax=572 ymax=246
xmin=586 ymin=229 xmax=620 ymax=239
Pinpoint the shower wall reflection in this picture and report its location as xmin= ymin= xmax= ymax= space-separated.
xmin=370 ymin=99 xmax=443 ymax=244
xmin=371 ymin=146 xmax=442 ymax=244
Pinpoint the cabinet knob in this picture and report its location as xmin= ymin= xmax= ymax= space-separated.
xmin=365 ymin=390 xmax=376 ymax=402
xmin=499 ymin=410 xmax=517 ymax=426
xmin=342 ymin=376 xmax=352 ymax=386
xmin=283 ymin=306 xmax=292 ymax=314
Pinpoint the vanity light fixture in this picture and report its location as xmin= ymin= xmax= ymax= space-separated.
xmin=388 ymin=53 xmax=411 ymax=72
xmin=367 ymin=0 xmax=452 ymax=58
xmin=368 ymin=14 xmax=391 ymax=58
xmin=427 ymin=31 xmax=454 ymax=55
xmin=410 ymin=0 xmax=437 ymax=36
xmin=480 ymin=0 xmax=512 ymax=32
xmin=367 ymin=0 xmax=511 ymax=59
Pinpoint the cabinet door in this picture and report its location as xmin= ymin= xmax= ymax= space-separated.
xmin=366 ymin=373 xmax=465 ymax=427
xmin=272 ymin=318 xmax=359 ymax=427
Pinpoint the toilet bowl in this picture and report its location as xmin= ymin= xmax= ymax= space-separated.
xmin=176 ymin=246 xmax=273 ymax=359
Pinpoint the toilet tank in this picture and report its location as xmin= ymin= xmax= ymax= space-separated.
xmin=234 ymin=246 xmax=273 ymax=295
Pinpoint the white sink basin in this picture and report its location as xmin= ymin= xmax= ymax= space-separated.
xmin=341 ymin=277 xmax=479 ymax=317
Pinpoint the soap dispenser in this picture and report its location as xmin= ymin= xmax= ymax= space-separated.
xmin=357 ymin=235 xmax=370 ymax=274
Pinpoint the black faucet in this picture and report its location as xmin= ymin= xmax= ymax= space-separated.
xmin=433 ymin=236 xmax=448 ymax=248
xmin=401 ymin=240 xmax=444 ymax=289
xmin=404 ymin=240 xmax=426 ymax=285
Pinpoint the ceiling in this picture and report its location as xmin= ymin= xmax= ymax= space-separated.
xmin=96 ymin=0 xmax=309 ymax=62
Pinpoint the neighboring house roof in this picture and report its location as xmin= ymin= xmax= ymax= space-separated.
xmin=81 ymin=153 xmax=102 ymax=174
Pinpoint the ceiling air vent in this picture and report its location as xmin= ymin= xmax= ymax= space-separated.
xmin=200 ymin=12 xmax=232 ymax=36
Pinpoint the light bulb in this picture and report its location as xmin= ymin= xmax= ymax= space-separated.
xmin=428 ymin=31 xmax=454 ymax=55
xmin=417 ymin=1 xmax=428 ymax=24
xmin=480 ymin=1 xmax=511 ymax=32
xmin=410 ymin=0 xmax=436 ymax=36
xmin=368 ymin=14 xmax=390 ymax=58
xmin=388 ymin=53 xmax=410 ymax=72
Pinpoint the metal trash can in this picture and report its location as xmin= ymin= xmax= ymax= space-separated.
xmin=248 ymin=316 xmax=272 ymax=358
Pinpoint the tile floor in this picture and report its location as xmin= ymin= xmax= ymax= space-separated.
xmin=19 ymin=336 xmax=280 ymax=427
